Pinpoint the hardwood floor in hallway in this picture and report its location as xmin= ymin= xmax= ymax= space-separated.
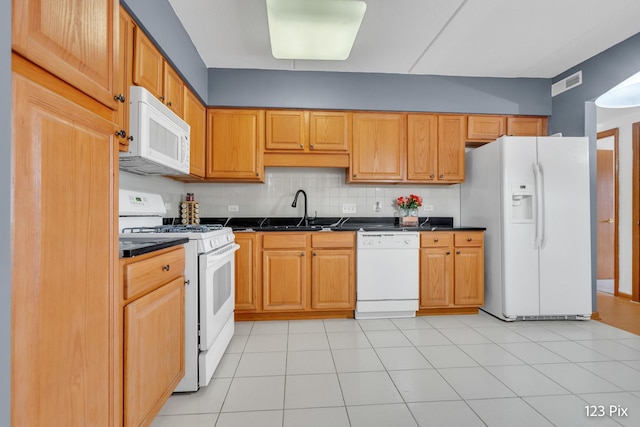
xmin=597 ymin=291 xmax=640 ymax=336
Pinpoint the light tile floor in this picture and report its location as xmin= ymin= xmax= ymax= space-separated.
xmin=152 ymin=313 xmax=640 ymax=427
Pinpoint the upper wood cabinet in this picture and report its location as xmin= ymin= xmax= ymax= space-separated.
xmin=206 ymin=109 xmax=265 ymax=181
xmin=467 ymin=115 xmax=506 ymax=142
xmin=12 ymin=62 xmax=117 ymax=426
xmin=350 ymin=112 xmax=406 ymax=182
xmin=184 ymin=88 xmax=206 ymax=178
xmin=406 ymin=114 xmax=465 ymax=183
xmin=133 ymin=27 xmax=184 ymax=117
xmin=12 ymin=0 xmax=118 ymax=109
xmin=116 ymin=7 xmax=136 ymax=151
xmin=266 ymin=110 xmax=349 ymax=152
xmin=507 ymin=116 xmax=548 ymax=136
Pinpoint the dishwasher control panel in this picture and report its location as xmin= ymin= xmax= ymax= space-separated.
xmin=356 ymin=232 xmax=420 ymax=249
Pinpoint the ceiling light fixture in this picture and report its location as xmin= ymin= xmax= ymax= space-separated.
xmin=266 ymin=0 xmax=367 ymax=61
xmin=595 ymin=71 xmax=640 ymax=108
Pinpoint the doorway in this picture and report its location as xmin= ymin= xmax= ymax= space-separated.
xmin=596 ymin=129 xmax=619 ymax=295
xmin=633 ymin=122 xmax=640 ymax=302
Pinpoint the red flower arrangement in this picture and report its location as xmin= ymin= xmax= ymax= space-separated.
xmin=396 ymin=194 xmax=423 ymax=210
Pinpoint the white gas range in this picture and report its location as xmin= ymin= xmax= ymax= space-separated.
xmin=119 ymin=189 xmax=239 ymax=392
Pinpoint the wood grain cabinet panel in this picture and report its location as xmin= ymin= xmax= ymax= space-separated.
xmin=350 ymin=112 xmax=406 ymax=182
xmin=163 ymin=64 xmax=184 ymax=117
xmin=235 ymin=233 xmax=258 ymax=311
xmin=184 ymin=88 xmax=207 ymax=178
xmin=206 ymin=109 xmax=265 ymax=181
xmin=311 ymin=249 xmax=355 ymax=309
xmin=467 ymin=115 xmax=506 ymax=142
xmin=266 ymin=110 xmax=307 ymax=151
xmin=124 ymin=277 xmax=184 ymax=427
xmin=262 ymin=250 xmax=307 ymax=311
xmin=11 ymin=69 xmax=117 ymax=427
xmin=420 ymin=248 xmax=454 ymax=308
xmin=116 ymin=7 xmax=136 ymax=151
xmin=133 ymin=27 xmax=164 ymax=99
xmin=507 ymin=116 xmax=548 ymax=136
xmin=454 ymin=247 xmax=484 ymax=306
xmin=407 ymin=114 xmax=438 ymax=181
xmin=12 ymin=0 xmax=118 ymax=109
xmin=437 ymin=115 xmax=466 ymax=182
xmin=123 ymin=246 xmax=184 ymax=300
xmin=309 ymin=111 xmax=349 ymax=151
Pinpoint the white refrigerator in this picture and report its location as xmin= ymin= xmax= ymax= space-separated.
xmin=460 ymin=136 xmax=592 ymax=320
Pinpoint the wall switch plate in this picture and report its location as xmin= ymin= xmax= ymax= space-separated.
xmin=228 ymin=205 xmax=239 ymax=212
xmin=342 ymin=203 xmax=357 ymax=214
xmin=424 ymin=205 xmax=434 ymax=211
xmin=164 ymin=202 xmax=172 ymax=211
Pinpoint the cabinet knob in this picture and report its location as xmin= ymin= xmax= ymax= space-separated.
xmin=353 ymin=174 xmax=357 ymax=178
xmin=434 ymin=238 xmax=439 ymax=242
xmin=456 ymin=251 xmax=461 ymax=255
xmin=430 ymin=174 xmax=435 ymax=179
xmin=440 ymin=174 xmax=444 ymax=179
xmin=166 ymin=101 xmax=172 ymax=107
xmin=300 ymin=144 xmax=304 ymax=148
xmin=467 ymin=237 xmax=472 ymax=241
xmin=114 ymin=93 xmax=125 ymax=103
xmin=446 ymin=251 xmax=451 ymax=255
xmin=310 ymin=144 xmax=315 ymax=149
xmin=301 ymin=252 xmax=305 ymax=257
xmin=115 ymin=129 xmax=127 ymax=139
xmin=313 ymin=252 xmax=316 ymax=256
xmin=162 ymin=264 xmax=171 ymax=271
xmin=256 ymin=172 xmax=259 ymax=177
xmin=159 ymin=95 xmax=165 ymax=102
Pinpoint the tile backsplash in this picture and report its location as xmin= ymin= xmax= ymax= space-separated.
xmin=120 ymin=168 xmax=461 ymax=225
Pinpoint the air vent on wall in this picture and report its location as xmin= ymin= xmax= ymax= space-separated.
xmin=552 ymin=71 xmax=582 ymax=97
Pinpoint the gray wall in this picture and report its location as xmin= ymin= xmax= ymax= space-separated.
xmin=208 ymin=68 xmax=552 ymax=115
xmin=121 ymin=0 xmax=208 ymax=102
xmin=1 ymin=0 xmax=11 ymax=422
xmin=550 ymin=32 xmax=640 ymax=136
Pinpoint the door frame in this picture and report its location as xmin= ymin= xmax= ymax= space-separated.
xmin=632 ymin=122 xmax=640 ymax=302
xmin=597 ymin=128 xmax=620 ymax=295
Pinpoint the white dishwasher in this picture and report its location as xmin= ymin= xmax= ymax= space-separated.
xmin=356 ymin=231 xmax=420 ymax=319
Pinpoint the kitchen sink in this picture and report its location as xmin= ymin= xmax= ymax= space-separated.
xmin=258 ymin=225 xmax=328 ymax=231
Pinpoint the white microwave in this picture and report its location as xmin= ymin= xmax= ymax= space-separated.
xmin=119 ymin=86 xmax=190 ymax=176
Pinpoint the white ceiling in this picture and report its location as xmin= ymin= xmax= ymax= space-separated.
xmin=168 ymin=0 xmax=640 ymax=78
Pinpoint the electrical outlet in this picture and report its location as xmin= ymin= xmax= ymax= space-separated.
xmin=342 ymin=203 xmax=357 ymax=214
xmin=228 ymin=205 xmax=239 ymax=212
xmin=372 ymin=201 xmax=382 ymax=212
xmin=424 ymin=205 xmax=434 ymax=211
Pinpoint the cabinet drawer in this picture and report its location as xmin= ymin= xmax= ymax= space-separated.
xmin=262 ymin=233 xmax=307 ymax=249
xmin=311 ymin=232 xmax=354 ymax=248
xmin=124 ymin=247 xmax=185 ymax=299
xmin=420 ymin=232 xmax=453 ymax=248
xmin=454 ymin=232 xmax=484 ymax=247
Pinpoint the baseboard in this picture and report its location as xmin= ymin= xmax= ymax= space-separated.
xmin=591 ymin=311 xmax=601 ymax=320
xmin=235 ymin=310 xmax=354 ymax=321
xmin=618 ymin=291 xmax=632 ymax=300
xmin=416 ymin=307 xmax=479 ymax=316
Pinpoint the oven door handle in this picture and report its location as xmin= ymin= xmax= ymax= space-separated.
xmin=203 ymin=243 xmax=240 ymax=264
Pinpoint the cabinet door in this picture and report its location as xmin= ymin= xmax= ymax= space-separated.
xmin=262 ymin=250 xmax=307 ymax=311
xmin=467 ymin=115 xmax=505 ymax=141
xmin=351 ymin=113 xmax=405 ymax=181
xmin=309 ymin=111 xmax=349 ymax=152
xmin=12 ymin=70 xmax=116 ymax=427
xmin=437 ymin=115 xmax=466 ymax=182
xmin=207 ymin=109 xmax=265 ymax=181
xmin=133 ymin=27 xmax=163 ymax=99
xmin=116 ymin=7 xmax=135 ymax=151
xmin=407 ymin=114 xmax=438 ymax=181
xmin=506 ymin=117 xmax=547 ymax=136
xmin=266 ymin=110 xmax=307 ymax=151
xmin=454 ymin=247 xmax=484 ymax=306
xmin=124 ymin=277 xmax=185 ymax=427
xmin=311 ymin=249 xmax=355 ymax=310
xmin=163 ymin=64 xmax=184 ymax=117
xmin=184 ymin=88 xmax=206 ymax=178
xmin=12 ymin=0 xmax=118 ymax=109
xmin=420 ymin=248 xmax=454 ymax=308
xmin=235 ymin=234 xmax=258 ymax=311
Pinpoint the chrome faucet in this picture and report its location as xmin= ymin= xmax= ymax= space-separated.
xmin=291 ymin=189 xmax=309 ymax=227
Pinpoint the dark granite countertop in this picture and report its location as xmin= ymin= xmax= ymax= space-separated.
xmin=184 ymin=216 xmax=485 ymax=233
xmin=119 ymin=237 xmax=189 ymax=258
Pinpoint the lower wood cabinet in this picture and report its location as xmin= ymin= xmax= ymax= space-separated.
xmin=121 ymin=246 xmax=185 ymax=427
xmin=235 ymin=232 xmax=355 ymax=319
xmin=419 ymin=231 xmax=484 ymax=313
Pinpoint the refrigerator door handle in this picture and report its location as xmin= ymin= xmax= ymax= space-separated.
xmin=537 ymin=163 xmax=546 ymax=248
xmin=533 ymin=163 xmax=541 ymax=249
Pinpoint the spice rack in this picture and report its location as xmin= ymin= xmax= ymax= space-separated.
xmin=181 ymin=193 xmax=200 ymax=224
